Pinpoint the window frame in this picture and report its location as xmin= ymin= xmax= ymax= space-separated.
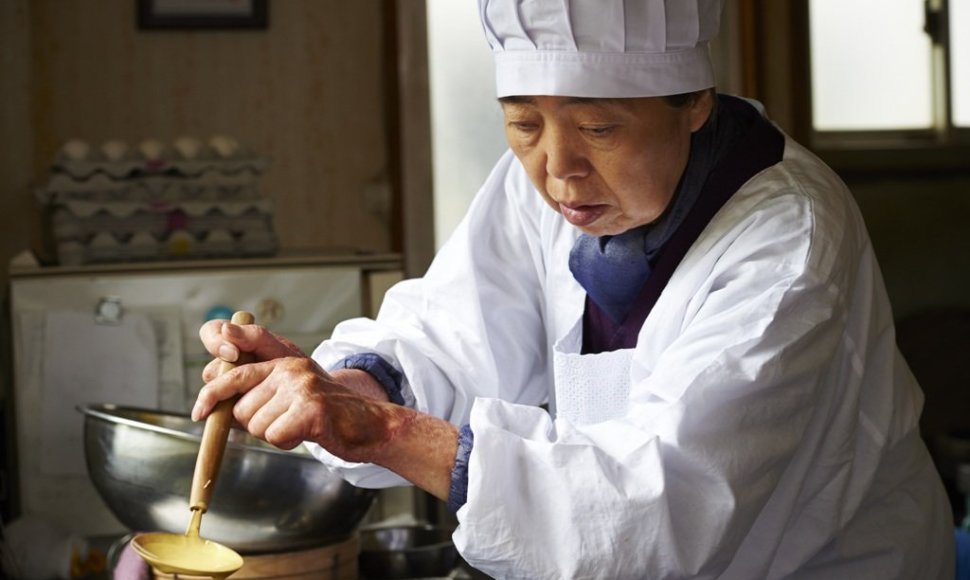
xmin=790 ymin=0 xmax=970 ymax=174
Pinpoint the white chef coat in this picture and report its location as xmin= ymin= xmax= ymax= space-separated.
xmin=308 ymin=125 xmax=953 ymax=578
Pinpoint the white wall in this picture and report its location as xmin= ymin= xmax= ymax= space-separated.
xmin=427 ymin=0 xmax=508 ymax=249
xmin=426 ymin=1 xmax=746 ymax=248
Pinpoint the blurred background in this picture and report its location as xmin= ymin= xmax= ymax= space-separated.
xmin=0 ymin=0 xmax=968 ymax=577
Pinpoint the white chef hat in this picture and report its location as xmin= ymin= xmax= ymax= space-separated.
xmin=478 ymin=0 xmax=723 ymax=98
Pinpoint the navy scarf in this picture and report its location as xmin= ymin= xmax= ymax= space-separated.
xmin=568 ymin=96 xmax=745 ymax=324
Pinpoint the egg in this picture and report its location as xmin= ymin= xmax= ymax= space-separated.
xmin=101 ymin=139 xmax=129 ymax=162
xmin=127 ymin=232 xmax=159 ymax=260
xmin=209 ymin=135 xmax=240 ymax=159
xmin=202 ymin=229 xmax=234 ymax=256
xmin=138 ymin=139 xmax=168 ymax=162
xmin=174 ymin=136 xmax=203 ymax=160
xmin=89 ymin=231 xmax=119 ymax=250
xmin=61 ymin=139 xmax=91 ymax=162
xmin=166 ymin=230 xmax=195 ymax=257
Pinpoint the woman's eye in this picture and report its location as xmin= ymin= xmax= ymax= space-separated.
xmin=509 ymin=122 xmax=538 ymax=133
xmin=582 ymin=125 xmax=615 ymax=137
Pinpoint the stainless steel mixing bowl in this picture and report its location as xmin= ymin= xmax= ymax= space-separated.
xmin=80 ymin=403 xmax=376 ymax=553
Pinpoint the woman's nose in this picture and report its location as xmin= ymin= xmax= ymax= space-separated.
xmin=544 ymin=132 xmax=589 ymax=181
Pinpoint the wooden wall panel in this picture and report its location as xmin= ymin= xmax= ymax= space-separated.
xmin=393 ymin=0 xmax=434 ymax=277
xmin=0 ymin=0 xmax=37 ymax=284
xmin=25 ymin=0 xmax=392 ymax=255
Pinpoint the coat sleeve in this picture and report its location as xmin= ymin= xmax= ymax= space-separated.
xmin=454 ymin=175 xmax=876 ymax=578
xmin=306 ymin=151 xmax=556 ymax=487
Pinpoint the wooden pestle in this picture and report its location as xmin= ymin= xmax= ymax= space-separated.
xmin=188 ymin=310 xmax=255 ymax=519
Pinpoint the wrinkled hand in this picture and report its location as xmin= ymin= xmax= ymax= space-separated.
xmin=193 ymin=320 xmax=459 ymax=500
xmin=192 ymin=320 xmax=394 ymax=463
xmin=198 ymin=319 xmax=304 ymax=376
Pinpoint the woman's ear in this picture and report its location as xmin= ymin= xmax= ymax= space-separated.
xmin=687 ymin=89 xmax=715 ymax=133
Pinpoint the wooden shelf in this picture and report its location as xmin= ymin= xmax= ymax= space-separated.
xmin=9 ymin=251 xmax=403 ymax=279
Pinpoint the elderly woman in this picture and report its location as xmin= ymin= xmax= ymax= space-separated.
xmin=194 ymin=0 xmax=953 ymax=577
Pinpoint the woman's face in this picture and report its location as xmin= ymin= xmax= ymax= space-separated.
xmin=501 ymin=93 xmax=713 ymax=237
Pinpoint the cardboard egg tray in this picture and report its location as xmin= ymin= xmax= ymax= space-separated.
xmin=37 ymin=160 xmax=268 ymax=204
xmin=51 ymin=199 xmax=278 ymax=266
xmin=39 ymin=140 xmax=280 ymax=265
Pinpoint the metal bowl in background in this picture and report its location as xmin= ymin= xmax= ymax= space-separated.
xmin=358 ymin=524 xmax=459 ymax=579
xmin=80 ymin=403 xmax=376 ymax=554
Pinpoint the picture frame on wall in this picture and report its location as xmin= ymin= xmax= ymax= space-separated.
xmin=137 ymin=0 xmax=268 ymax=30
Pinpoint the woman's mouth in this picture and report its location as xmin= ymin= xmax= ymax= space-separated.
xmin=559 ymin=203 xmax=606 ymax=227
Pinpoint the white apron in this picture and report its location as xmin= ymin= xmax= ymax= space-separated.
xmin=309 ymin=139 xmax=954 ymax=580
xmin=552 ymin=317 xmax=634 ymax=426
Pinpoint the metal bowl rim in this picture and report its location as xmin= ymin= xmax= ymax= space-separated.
xmin=358 ymin=524 xmax=456 ymax=553
xmin=79 ymin=402 xmax=318 ymax=461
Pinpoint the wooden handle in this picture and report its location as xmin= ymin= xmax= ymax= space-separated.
xmin=189 ymin=310 xmax=255 ymax=513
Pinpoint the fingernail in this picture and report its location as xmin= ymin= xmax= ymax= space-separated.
xmin=218 ymin=343 xmax=238 ymax=362
xmin=191 ymin=402 xmax=202 ymax=421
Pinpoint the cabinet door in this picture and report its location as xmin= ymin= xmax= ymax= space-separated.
xmin=9 ymin=265 xmax=363 ymax=536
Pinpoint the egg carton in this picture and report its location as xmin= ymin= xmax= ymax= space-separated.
xmin=44 ymin=137 xmax=281 ymax=265
xmin=50 ymin=157 xmax=269 ymax=182
xmin=52 ymin=136 xmax=266 ymax=178
xmin=50 ymin=199 xmax=276 ymax=243
xmin=36 ymin=172 xmax=262 ymax=205
xmin=55 ymin=227 xmax=278 ymax=267
xmin=51 ymin=158 xmax=269 ymax=180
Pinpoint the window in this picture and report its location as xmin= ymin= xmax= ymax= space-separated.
xmin=808 ymin=0 xmax=968 ymax=145
xmin=953 ymin=0 xmax=970 ymax=126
